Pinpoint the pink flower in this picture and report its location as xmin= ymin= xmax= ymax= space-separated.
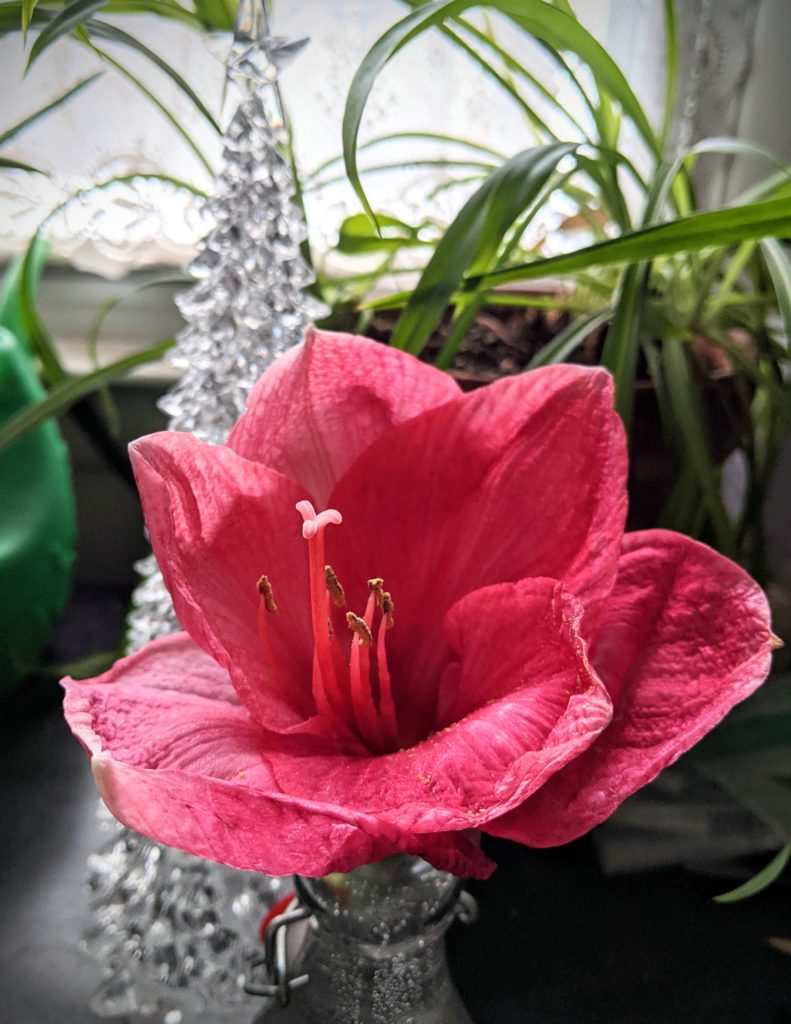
xmin=63 ymin=329 xmax=775 ymax=879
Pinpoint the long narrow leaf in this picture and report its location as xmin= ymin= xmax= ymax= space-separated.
xmin=714 ymin=843 xmax=791 ymax=904
xmin=0 ymin=71 xmax=101 ymax=145
xmin=21 ymin=0 xmax=38 ymax=38
xmin=344 ymin=0 xmax=659 ymax=225
xmin=308 ymin=131 xmax=506 ymax=183
xmin=662 ymin=337 xmax=736 ymax=556
xmin=0 ymin=155 xmax=44 ymax=173
xmin=102 ymin=0 xmax=201 ymax=25
xmin=85 ymin=42 xmax=215 ymax=176
xmin=391 ymin=142 xmax=576 ymax=354
xmin=471 ymin=199 xmax=791 ymax=290
xmin=529 ymin=308 xmax=611 ymax=369
xmin=85 ymin=19 xmax=220 ymax=133
xmin=26 ymin=0 xmax=105 ymax=69
xmin=760 ymin=238 xmax=791 ymax=352
xmin=660 ymin=0 xmax=677 ymax=151
xmin=0 ymin=337 xmax=174 ymax=453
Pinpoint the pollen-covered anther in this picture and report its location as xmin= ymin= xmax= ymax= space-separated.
xmin=367 ymin=577 xmax=384 ymax=605
xmin=325 ymin=565 xmax=346 ymax=607
xmin=382 ymin=591 xmax=394 ymax=627
xmin=346 ymin=611 xmax=373 ymax=646
xmin=256 ymin=574 xmax=278 ymax=613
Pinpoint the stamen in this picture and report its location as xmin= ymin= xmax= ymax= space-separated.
xmin=256 ymin=575 xmax=278 ymax=613
xmin=325 ymin=565 xmax=346 ymax=607
xmin=346 ymin=612 xmax=373 ymax=646
xmin=376 ymin=617 xmax=398 ymax=746
xmin=347 ymin=610 xmax=382 ymax=749
xmin=381 ymin=591 xmax=394 ymax=628
xmin=367 ymin=578 xmax=384 ymax=606
xmin=296 ymin=501 xmax=346 ymax=727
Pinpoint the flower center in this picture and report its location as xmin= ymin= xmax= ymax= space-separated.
xmin=257 ymin=500 xmax=399 ymax=754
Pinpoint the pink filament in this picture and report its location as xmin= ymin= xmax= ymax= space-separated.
xmin=295 ymin=500 xmax=400 ymax=754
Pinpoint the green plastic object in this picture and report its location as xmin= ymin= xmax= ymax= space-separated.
xmin=0 ymin=312 xmax=76 ymax=686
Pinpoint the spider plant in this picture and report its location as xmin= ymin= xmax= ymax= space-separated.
xmin=341 ymin=0 xmax=791 ymax=587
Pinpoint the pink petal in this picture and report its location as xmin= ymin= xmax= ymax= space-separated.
xmin=486 ymin=530 xmax=775 ymax=847
xmin=62 ymin=635 xmax=489 ymax=878
xmin=328 ymin=364 xmax=627 ymax=734
xmin=129 ymin=432 xmax=314 ymax=730
xmin=264 ymin=579 xmax=612 ymax=834
xmin=228 ymin=328 xmax=460 ymax=506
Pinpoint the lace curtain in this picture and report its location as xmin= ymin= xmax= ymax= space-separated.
xmin=0 ymin=0 xmax=610 ymax=278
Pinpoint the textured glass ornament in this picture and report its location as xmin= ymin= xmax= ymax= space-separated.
xmin=249 ymin=857 xmax=476 ymax=1024
xmin=85 ymin=4 xmax=324 ymax=1020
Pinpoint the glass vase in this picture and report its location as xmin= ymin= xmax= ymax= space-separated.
xmin=248 ymin=855 xmax=476 ymax=1023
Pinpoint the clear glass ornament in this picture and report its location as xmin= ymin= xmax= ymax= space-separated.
xmin=249 ymin=856 xmax=475 ymax=1024
xmin=85 ymin=4 xmax=326 ymax=1020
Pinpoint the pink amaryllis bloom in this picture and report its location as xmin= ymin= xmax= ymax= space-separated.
xmin=63 ymin=329 xmax=776 ymax=879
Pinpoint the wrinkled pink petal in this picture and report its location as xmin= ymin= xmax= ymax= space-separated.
xmin=264 ymin=579 xmax=612 ymax=832
xmin=228 ymin=327 xmax=460 ymax=506
xmin=486 ymin=530 xmax=774 ymax=847
xmin=63 ymin=634 xmax=490 ymax=878
xmin=328 ymin=365 xmax=627 ymax=734
xmin=129 ymin=433 xmax=315 ymax=730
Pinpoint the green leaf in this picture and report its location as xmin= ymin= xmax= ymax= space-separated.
xmin=0 ymin=337 xmax=174 ymax=453
xmin=0 ymin=154 xmax=44 ymax=173
xmin=662 ymin=337 xmax=736 ymax=556
xmin=528 ymin=308 xmax=612 ymax=368
xmin=760 ymin=238 xmax=791 ymax=352
xmin=85 ymin=19 xmax=220 ymax=133
xmin=391 ymin=142 xmax=576 ymax=355
xmin=102 ymin=0 xmax=201 ymax=25
xmin=337 ymin=212 xmax=425 ymax=254
xmin=714 ymin=843 xmax=791 ymax=903
xmin=193 ymin=0 xmax=235 ymax=30
xmin=84 ymin=41 xmax=215 ymax=176
xmin=21 ymin=0 xmax=38 ymax=38
xmin=471 ymin=199 xmax=791 ymax=289
xmin=660 ymin=0 xmax=677 ymax=151
xmin=26 ymin=0 xmax=106 ymax=69
xmin=306 ymin=130 xmax=506 ymax=183
xmin=0 ymin=71 xmax=101 ymax=146
xmin=600 ymin=263 xmax=649 ymax=431
xmin=34 ymin=649 xmax=119 ymax=679
xmin=343 ymin=0 xmax=658 ymax=226
xmin=17 ymin=235 xmax=65 ymax=385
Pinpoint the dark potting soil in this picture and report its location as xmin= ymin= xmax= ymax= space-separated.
xmin=365 ymin=304 xmax=596 ymax=388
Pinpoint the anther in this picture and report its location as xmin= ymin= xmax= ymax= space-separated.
xmin=771 ymin=632 xmax=785 ymax=650
xmin=325 ymin=565 xmax=346 ymax=607
xmin=346 ymin=611 xmax=373 ymax=646
xmin=256 ymin=575 xmax=278 ymax=613
xmin=382 ymin=591 xmax=394 ymax=627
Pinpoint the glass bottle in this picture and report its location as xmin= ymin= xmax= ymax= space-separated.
xmin=250 ymin=855 xmax=475 ymax=1023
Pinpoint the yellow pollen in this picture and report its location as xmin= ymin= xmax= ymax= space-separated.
xmin=325 ymin=565 xmax=346 ymax=607
xmin=382 ymin=591 xmax=394 ymax=627
xmin=346 ymin=611 xmax=373 ymax=646
xmin=257 ymin=575 xmax=278 ymax=613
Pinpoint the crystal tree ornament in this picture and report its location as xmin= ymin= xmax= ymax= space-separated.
xmin=86 ymin=4 xmax=323 ymax=1018
xmin=126 ymin=0 xmax=318 ymax=650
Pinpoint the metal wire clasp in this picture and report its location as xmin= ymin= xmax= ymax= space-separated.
xmin=245 ymin=895 xmax=312 ymax=1008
